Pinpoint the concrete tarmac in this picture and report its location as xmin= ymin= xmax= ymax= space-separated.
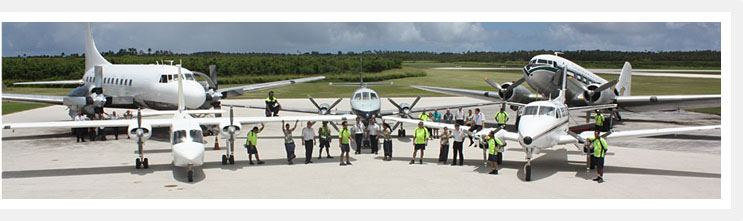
xmin=1 ymin=97 xmax=721 ymax=199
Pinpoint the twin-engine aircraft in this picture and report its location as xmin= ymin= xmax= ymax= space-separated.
xmin=384 ymin=63 xmax=720 ymax=181
xmin=412 ymin=53 xmax=721 ymax=120
xmin=3 ymin=24 xmax=325 ymax=118
xmin=3 ymin=66 xmax=356 ymax=182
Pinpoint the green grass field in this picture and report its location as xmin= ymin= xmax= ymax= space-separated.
xmin=2 ymin=62 xmax=721 ymax=115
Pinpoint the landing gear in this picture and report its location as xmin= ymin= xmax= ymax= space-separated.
xmin=221 ymin=154 xmax=235 ymax=165
xmin=525 ymin=164 xmax=532 ymax=181
xmin=398 ymin=128 xmax=406 ymax=137
xmin=187 ymin=170 xmax=194 ymax=182
xmin=135 ymin=157 xmax=149 ymax=169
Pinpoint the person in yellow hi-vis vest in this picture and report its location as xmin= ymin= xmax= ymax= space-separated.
xmin=245 ymin=123 xmax=265 ymax=165
xmin=494 ymin=107 xmax=510 ymax=128
xmin=486 ymin=130 xmax=504 ymax=175
xmin=338 ymin=121 xmax=352 ymax=166
xmin=587 ymin=130 xmax=608 ymax=183
xmin=594 ymin=109 xmax=605 ymax=131
xmin=410 ymin=121 xmax=430 ymax=165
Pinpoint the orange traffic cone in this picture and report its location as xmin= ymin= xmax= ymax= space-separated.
xmin=214 ymin=136 xmax=221 ymax=150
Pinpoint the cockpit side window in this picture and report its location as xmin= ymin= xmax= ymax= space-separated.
xmin=537 ymin=59 xmax=547 ymax=64
xmin=539 ymin=106 xmax=556 ymax=117
xmin=189 ymin=130 xmax=204 ymax=143
xmin=370 ymin=93 xmax=378 ymax=100
xmin=185 ymin=74 xmax=195 ymax=81
xmin=172 ymin=130 xmax=187 ymax=145
xmin=523 ymin=106 xmax=538 ymax=116
xmin=354 ymin=93 xmax=362 ymax=100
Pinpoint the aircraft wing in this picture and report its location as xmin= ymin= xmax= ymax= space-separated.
xmin=556 ymin=125 xmax=721 ymax=145
xmin=381 ymin=116 xmax=519 ymax=141
xmin=225 ymin=104 xmax=352 ymax=115
xmin=13 ymin=80 xmax=84 ymax=85
xmin=217 ymin=76 xmax=326 ymax=98
xmin=2 ymin=93 xmax=65 ymax=105
xmin=615 ymin=94 xmax=720 ymax=112
xmin=379 ymin=101 xmax=502 ymax=116
xmin=568 ymin=104 xmax=617 ymax=112
xmin=410 ymin=85 xmax=503 ymax=101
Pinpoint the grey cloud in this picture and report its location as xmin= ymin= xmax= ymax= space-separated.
xmin=545 ymin=22 xmax=720 ymax=51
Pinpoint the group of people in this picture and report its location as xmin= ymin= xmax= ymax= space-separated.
xmin=73 ymin=110 xmax=133 ymax=142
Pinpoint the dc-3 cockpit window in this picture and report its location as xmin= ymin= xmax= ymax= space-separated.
xmin=537 ymin=59 xmax=547 ymax=64
xmin=539 ymin=106 xmax=556 ymax=117
xmin=189 ymin=130 xmax=204 ymax=144
xmin=172 ymin=130 xmax=188 ymax=145
xmin=523 ymin=106 xmax=539 ymax=116
xmin=353 ymin=93 xmax=362 ymax=100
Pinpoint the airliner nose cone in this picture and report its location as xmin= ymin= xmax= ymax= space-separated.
xmin=184 ymin=81 xmax=207 ymax=109
xmin=523 ymin=136 xmax=533 ymax=145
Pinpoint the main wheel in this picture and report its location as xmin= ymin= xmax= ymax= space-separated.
xmin=525 ymin=165 xmax=532 ymax=181
xmin=401 ymin=129 xmax=406 ymax=137
xmin=142 ymin=158 xmax=149 ymax=169
xmin=135 ymin=158 xmax=141 ymax=169
xmin=229 ymin=155 xmax=235 ymax=164
xmin=221 ymin=155 xmax=227 ymax=165
xmin=187 ymin=170 xmax=194 ymax=182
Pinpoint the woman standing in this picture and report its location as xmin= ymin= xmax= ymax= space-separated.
xmin=282 ymin=120 xmax=299 ymax=165
xmin=438 ymin=127 xmax=450 ymax=164
xmin=382 ymin=122 xmax=393 ymax=161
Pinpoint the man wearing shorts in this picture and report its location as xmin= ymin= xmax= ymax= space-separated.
xmin=410 ymin=121 xmax=430 ymax=165
xmin=338 ymin=121 xmax=352 ymax=166
xmin=587 ymin=130 xmax=608 ymax=183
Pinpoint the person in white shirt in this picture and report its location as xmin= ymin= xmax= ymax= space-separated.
xmin=368 ymin=119 xmax=380 ymax=154
xmin=110 ymin=111 xmax=120 ymax=140
xmin=302 ymin=121 xmax=317 ymax=164
xmin=451 ymin=124 xmax=466 ymax=165
xmin=467 ymin=108 xmax=485 ymax=146
xmin=353 ymin=118 xmax=366 ymax=154
xmin=74 ymin=113 xmax=86 ymax=142
xmin=455 ymin=107 xmax=465 ymax=126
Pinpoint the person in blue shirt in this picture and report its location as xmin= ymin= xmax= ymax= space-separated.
xmin=432 ymin=109 xmax=442 ymax=138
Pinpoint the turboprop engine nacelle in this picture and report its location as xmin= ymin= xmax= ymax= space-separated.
xmin=498 ymin=82 xmax=532 ymax=110
xmin=219 ymin=121 xmax=242 ymax=138
xmin=128 ymin=123 xmax=153 ymax=141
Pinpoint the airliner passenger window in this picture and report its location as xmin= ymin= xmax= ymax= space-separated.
xmin=160 ymin=75 xmax=167 ymax=83
xmin=129 ymin=79 xmax=132 ymax=86
xmin=168 ymin=75 xmax=173 ymax=81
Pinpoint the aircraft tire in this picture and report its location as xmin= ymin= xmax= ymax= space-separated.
xmin=187 ymin=170 xmax=194 ymax=182
xmin=229 ymin=155 xmax=235 ymax=164
xmin=135 ymin=158 xmax=141 ymax=169
xmin=221 ymin=155 xmax=227 ymax=165
xmin=525 ymin=165 xmax=532 ymax=181
xmin=143 ymin=158 xmax=149 ymax=169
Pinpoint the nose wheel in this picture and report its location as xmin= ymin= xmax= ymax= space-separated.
xmin=221 ymin=154 xmax=235 ymax=165
xmin=524 ymin=163 xmax=532 ymax=181
xmin=397 ymin=129 xmax=406 ymax=137
xmin=135 ymin=157 xmax=149 ymax=169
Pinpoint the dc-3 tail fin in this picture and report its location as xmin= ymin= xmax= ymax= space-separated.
xmin=616 ymin=61 xmax=632 ymax=96
xmin=85 ymin=23 xmax=111 ymax=72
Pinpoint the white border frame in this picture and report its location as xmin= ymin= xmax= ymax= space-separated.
xmin=0 ymin=12 xmax=730 ymax=210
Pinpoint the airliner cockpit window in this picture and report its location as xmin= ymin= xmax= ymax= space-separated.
xmin=167 ymin=75 xmax=173 ymax=81
xmin=172 ymin=130 xmax=187 ymax=145
xmin=370 ymin=93 xmax=378 ymax=100
xmin=523 ymin=106 xmax=538 ymax=116
xmin=362 ymin=92 xmax=370 ymax=100
xmin=185 ymin=74 xmax=195 ymax=81
xmin=189 ymin=130 xmax=204 ymax=143
xmin=354 ymin=93 xmax=362 ymax=100
xmin=539 ymin=106 xmax=556 ymax=117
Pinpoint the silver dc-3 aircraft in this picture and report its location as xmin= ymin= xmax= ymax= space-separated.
xmin=412 ymin=53 xmax=721 ymax=120
xmin=384 ymin=63 xmax=720 ymax=181
xmin=3 ymin=24 xmax=325 ymax=118
xmin=3 ymin=66 xmax=356 ymax=182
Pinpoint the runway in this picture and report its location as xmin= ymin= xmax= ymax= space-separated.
xmin=1 ymin=97 xmax=721 ymax=199
xmin=432 ymin=67 xmax=722 ymax=79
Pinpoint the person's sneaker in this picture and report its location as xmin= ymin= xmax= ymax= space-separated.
xmin=308 ymin=161 xmax=313 ymax=164
xmin=489 ymin=170 xmax=496 ymax=174
xmin=257 ymin=161 xmax=265 ymax=165
xmin=249 ymin=161 xmax=254 ymax=165
xmin=597 ymin=177 xmax=604 ymax=183
xmin=409 ymin=160 xmax=415 ymax=164
xmin=493 ymin=170 xmax=499 ymax=175
xmin=327 ymin=155 xmax=333 ymax=158
xmin=419 ymin=159 xmax=423 ymax=164
xmin=451 ymin=163 xmax=456 ymax=166
xmin=346 ymin=161 xmax=352 ymax=165
xmin=288 ymin=161 xmax=293 ymax=165
xmin=340 ymin=162 xmax=346 ymax=166
xmin=592 ymin=176 xmax=601 ymax=181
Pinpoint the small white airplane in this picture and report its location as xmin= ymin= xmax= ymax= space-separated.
xmin=384 ymin=63 xmax=720 ymax=181
xmin=236 ymin=58 xmax=499 ymax=135
xmin=3 ymin=24 xmax=325 ymax=118
xmin=412 ymin=52 xmax=721 ymax=120
xmin=3 ymin=66 xmax=356 ymax=182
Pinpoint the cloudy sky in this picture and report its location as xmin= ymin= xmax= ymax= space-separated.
xmin=1 ymin=22 xmax=721 ymax=57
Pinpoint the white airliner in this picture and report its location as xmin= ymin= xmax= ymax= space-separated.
xmin=412 ymin=53 xmax=721 ymax=119
xmin=3 ymin=66 xmax=356 ymax=182
xmin=3 ymin=24 xmax=325 ymax=118
xmin=384 ymin=64 xmax=720 ymax=181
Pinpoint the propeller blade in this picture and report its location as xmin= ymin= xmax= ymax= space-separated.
xmin=506 ymin=77 xmax=526 ymax=91
xmin=387 ymin=98 xmax=402 ymax=109
xmin=328 ymin=98 xmax=343 ymax=110
xmin=329 ymin=121 xmax=340 ymax=132
xmin=409 ymin=96 xmax=421 ymax=109
xmin=484 ymin=77 xmax=503 ymax=90
xmin=391 ymin=121 xmax=401 ymax=131
xmin=407 ymin=114 xmax=414 ymax=119
xmin=308 ymin=95 xmax=321 ymax=110
xmin=596 ymin=79 xmax=618 ymax=93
